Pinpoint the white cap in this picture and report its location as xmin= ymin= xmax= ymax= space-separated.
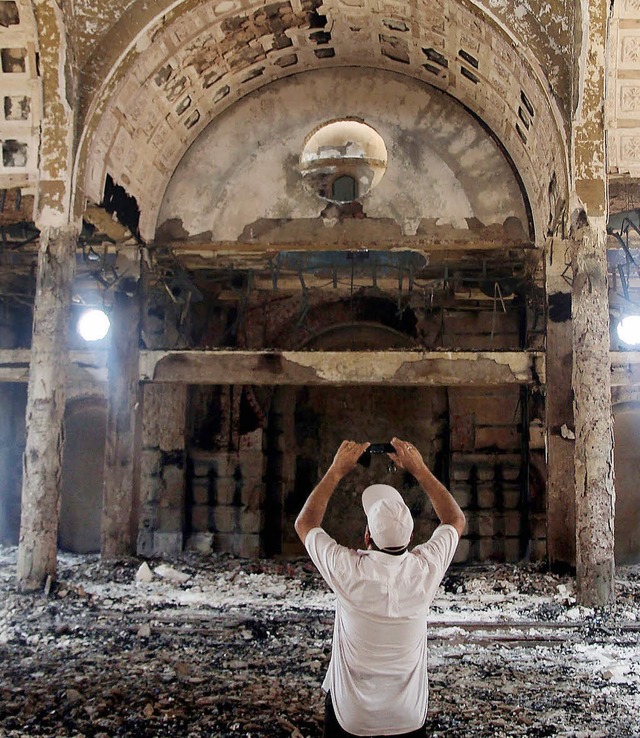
xmin=362 ymin=484 xmax=413 ymax=551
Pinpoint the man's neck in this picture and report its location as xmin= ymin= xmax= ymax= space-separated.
xmin=370 ymin=543 xmax=408 ymax=556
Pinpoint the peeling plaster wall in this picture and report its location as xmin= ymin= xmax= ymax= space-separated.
xmin=68 ymin=0 xmax=138 ymax=73
xmin=157 ymin=68 xmax=529 ymax=240
xmin=477 ymin=0 xmax=574 ymax=121
xmin=33 ymin=0 xmax=76 ymax=223
xmin=0 ymin=0 xmax=40 ymax=191
xmin=606 ymin=0 xmax=640 ymax=179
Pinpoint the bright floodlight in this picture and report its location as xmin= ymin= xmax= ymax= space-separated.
xmin=617 ymin=315 xmax=640 ymax=346
xmin=77 ymin=309 xmax=110 ymax=341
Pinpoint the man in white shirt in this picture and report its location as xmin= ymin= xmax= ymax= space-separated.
xmin=295 ymin=437 xmax=466 ymax=738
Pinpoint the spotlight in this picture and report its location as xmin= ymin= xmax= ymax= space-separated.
xmin=77 ymin=309 xmax=110 ymax=342
xmin=617 ymin=315 xmax=640 ymax=346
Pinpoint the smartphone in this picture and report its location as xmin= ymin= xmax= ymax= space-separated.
xmin=367 ymin=442 xmax=395 ymax=454
xmin=358 ymin=442 xmax=394 ymax=467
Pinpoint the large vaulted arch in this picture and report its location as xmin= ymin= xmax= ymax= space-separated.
xmin=74 ymin=0 xmax=570 ymax=242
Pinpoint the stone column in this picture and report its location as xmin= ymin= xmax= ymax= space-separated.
xmin=101 ymin=287 xmax=142 ymax=558
xmin=15 ymin=0 xmax=78 ymax=588
xmin=569 ymin=0 xmax=615 ymax=606
xmin=572 ymin=222 xmax=615 ymax=606
xmin=16 ymin=226 xmax=76 ymax=591
xmin=544 ymin=239 xmax=576 ymax=568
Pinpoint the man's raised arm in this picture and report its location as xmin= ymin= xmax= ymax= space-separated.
xmin=388 ymin=437 xmax=466 ymax=537
xmin=295 ymin=440 xmax=369 ymax=544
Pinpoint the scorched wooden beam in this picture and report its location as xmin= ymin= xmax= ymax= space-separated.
xmin=138 ymin=350 xmax=545 ymax=386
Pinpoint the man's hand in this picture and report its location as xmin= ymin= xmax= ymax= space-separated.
xmin=388 ymin=437 xmax=427 ymax=477
xmin=330 ymin=440 xmax=371 ymax=477
xmin=389 ymin=437 xmax=466 ymax=536
xmin=294 ymin=440 xmax=369 ymax=544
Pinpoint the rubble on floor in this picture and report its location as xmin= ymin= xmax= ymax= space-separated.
xmin=0 ymin=545 xmax=639 ymax=737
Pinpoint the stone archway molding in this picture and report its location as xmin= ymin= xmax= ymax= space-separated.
xmin=74 ymin=0 xmax=570 ymax=243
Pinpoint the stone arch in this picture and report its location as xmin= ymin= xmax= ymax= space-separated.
xmin=299 ymin=321 xmax=414 ymax=350
xmin=59 ymin=396 xmax=107 ymax=553
xmin=256 ymin=290 xmax=420 ymax=350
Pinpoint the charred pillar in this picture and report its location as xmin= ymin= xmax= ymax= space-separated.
xmin=16 ymin=226 xmax=76 ymax=591
xmin=572 ymin=221 xmax=615 ymax=605
xmin=101 ymin=286 xmax=142 ymax=558
xmin=570 ymin=0 xmax=615 ymax=606
xmin=545 ymin=239 xmax=576 ymax=568
xmin=15 ymin=0 xmax=78 ymax=587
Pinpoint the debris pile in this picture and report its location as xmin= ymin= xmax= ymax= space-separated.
xmin=0 ymin=547 xmax=639 ymax=737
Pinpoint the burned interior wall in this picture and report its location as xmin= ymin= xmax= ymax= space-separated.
xmin=438 ymin=301 xmax=540 ymax=562
xmin=184 ymin=282 xmax=532 ymax=356
xmin=186 ymin=385 xmax=265 ymax=557
xmin=152 ymin=283 xmax=542 ymax=563
xmin=448 ymin=387 xmax=536 ymax=562
xmin=137 ymin=382 xmax=187 ymax=556
xmin=278 ymin=384 xmax=449 ymax=555
xmin=0 ymin=287 xmax=32 ymax=349
xmin=124 ymin=238 xmax=545 ymax=562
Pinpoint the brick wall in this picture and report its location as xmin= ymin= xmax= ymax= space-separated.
xmin=187 ymin=434 xmax=265 ymax=558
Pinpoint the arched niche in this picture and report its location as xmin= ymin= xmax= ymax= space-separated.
xmin=59 ymin=397 xmax=107 ymax=553
xmin=612 ymin=402 xmax=640 ymax=564
xmin=156 ymin=68 xmax=530 ymax=241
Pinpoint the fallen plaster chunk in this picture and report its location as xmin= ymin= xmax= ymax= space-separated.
xmin=560 ymin=423 xmax=575 ymax=440
xmin=602 ymin=665 xmax=629 ymax=683
xmin=565 ymin=606 xmax=594 ymax=620
xmin=135 ymin=562 xmax=154 ymax=584
xmin=137 ymin=623 xmax=152 ymax=639
xmin=154 ymin=564 xmax=191 ymax=584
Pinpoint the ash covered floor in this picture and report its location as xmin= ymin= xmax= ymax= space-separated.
xmin=0 ymin=546 xmax=639 ymax=738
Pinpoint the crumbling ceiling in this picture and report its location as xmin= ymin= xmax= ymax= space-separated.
xmin=3 ymin=0 xmax=640 ymax=318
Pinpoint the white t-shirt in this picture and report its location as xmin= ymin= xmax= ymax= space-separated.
xmin=305 ymin=524 xmax=459 ymax=736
